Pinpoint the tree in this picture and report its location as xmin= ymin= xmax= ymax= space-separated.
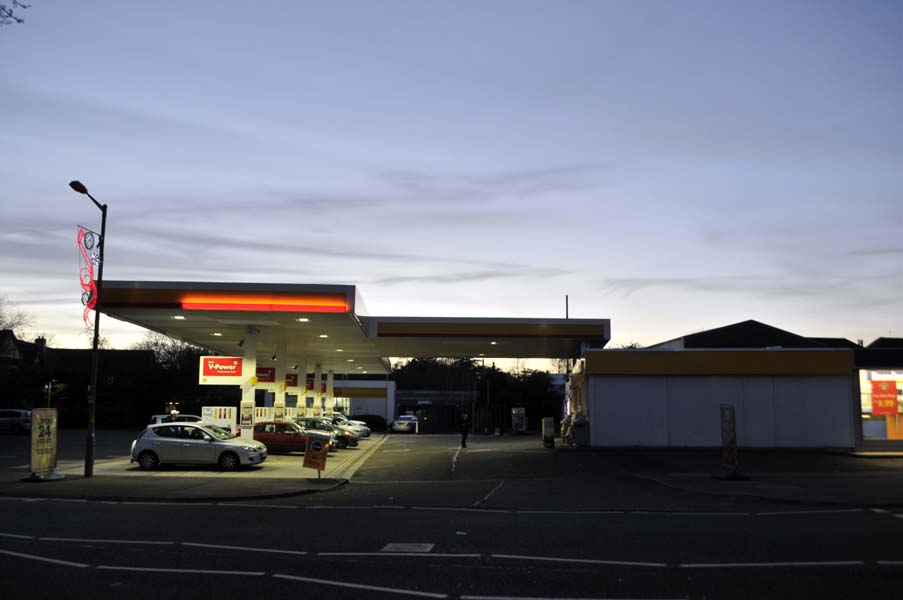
xmin=0 ymin=292 xmax=32 ymax=334
xmin=0 ymin=1 xmax=30 ymax=25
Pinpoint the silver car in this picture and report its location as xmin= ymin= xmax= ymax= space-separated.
xmin=130 ymin=423 xmax=267 ymax=471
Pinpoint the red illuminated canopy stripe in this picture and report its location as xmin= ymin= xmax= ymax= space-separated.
xmin=180 ymin=293 xmax=348 ymax=313
xmin=182 ymin=302 xmax=346 ymax=312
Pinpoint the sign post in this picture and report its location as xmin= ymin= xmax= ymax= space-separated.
xmin=22 ymin=408 xmax=64 ymax=482
xmin=303 ymin=432 xmax=330 ymax=479
xmin=715 ymin=404 xmax=747 ymax=481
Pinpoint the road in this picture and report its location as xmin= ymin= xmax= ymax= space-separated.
xmin=1 ymin=432 xmax=902 ymax=599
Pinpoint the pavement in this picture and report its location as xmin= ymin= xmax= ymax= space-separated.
xmin=2 ymin=430 xmax=903 ymax=506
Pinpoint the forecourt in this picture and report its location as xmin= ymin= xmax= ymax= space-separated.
xmin=99 ymin=281 xmax=610 ymax=435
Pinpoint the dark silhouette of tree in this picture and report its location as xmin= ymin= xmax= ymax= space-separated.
xmin=0 ymin=292 xmax=32 ymax=334
xmin=0 ymin=1 xmax=30 ymax=25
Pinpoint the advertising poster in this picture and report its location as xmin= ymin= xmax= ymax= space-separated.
xmin=240 ymin=404 xmax=254 ymax=428
xmin=198 ymin=356 xmax=244 ymax=385
xmin=871 ymin=381 xmax=899 ymax=416
xmin=303 ymin=433 xmax=330 ymax=471
xmin=274 ymin=405 xmax=285 ymax=422
xmin=256 ymin=367 xmax=276 ymax=383
xmin=30 ymin=408 xmax=58 ymax=475
xmin=285 ymin=373 xmax=298 ymax=388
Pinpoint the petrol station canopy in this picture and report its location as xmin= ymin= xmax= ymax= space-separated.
xmin=100 ymin=281 xmax=611 ymax=374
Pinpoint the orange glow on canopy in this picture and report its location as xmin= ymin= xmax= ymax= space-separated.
xmin=180 ymin=293 xmax=347 ymax=313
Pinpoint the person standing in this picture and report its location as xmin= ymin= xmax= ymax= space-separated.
xmin=460 ymin=409 xmax=471 ymax=448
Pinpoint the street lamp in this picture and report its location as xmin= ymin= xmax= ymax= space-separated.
xmin=69 ymin=180 xmax=107 ymax=478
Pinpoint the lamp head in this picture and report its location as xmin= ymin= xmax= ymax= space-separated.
xmin=69 ymin=180 xmax=88 ymax=195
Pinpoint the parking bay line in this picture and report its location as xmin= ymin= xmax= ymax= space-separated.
xmin=679 ymin=560 xmax=866 ymax=569
xmin=216 ymin=503 xmax=297 ymax=509
xmin=274 ymin=573 xmax=448 ymax=598
xmin=318 ymin=552 xmax=482 ymax=558
xmin=97 ymin=565 xmax=266 ymax=576
xmin=39 ymin=537 xmax=173 ymax=545
xmin=0 ymin=548 xmax=89 ymax=568
xmin=183 ymin=541 xmax=307 ymax=555
xmin=0 ymin=532 xmax=34 ymax=539
xmin=491 ymin=554 xmax=668 ymax=568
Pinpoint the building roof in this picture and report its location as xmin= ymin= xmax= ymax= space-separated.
xmin=99 ymin=281 xmax=611 ymax=374
xmin=867 ymin=337 xmax=903 ymax=349
xmin=648 ymin=319 xmax=827 ymax=350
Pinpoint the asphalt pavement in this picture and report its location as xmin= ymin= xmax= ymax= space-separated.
xmin=1 ymin=429 xmax=902 ymax=507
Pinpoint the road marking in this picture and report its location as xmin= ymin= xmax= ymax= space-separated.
xmin=39 ymin=537 xmax=173 ymax=545
xmin=319 ymin=552 xmax=481 ymax=558
xmin=21 ymin=498 xmax=48 ymax=502
xmin=411 ymin=506 xmax=511 ymax=514
xmin=680 ymin=560 xmax=865 ymax=568
xmin=674 ymin=512 xmax=750 ymax=516
xmin=274 ymin=572 xmax=448 ymax=598
xmin=895 ymin=514 xmax=903 ymax=520
xmin=756 ymin=509 xmax=863 ymax=516
xmin=182 ymin=542 xmax=307 ymax=555
xmin=51 ymin=498 xmax=87 ymax=503
xmin=461 ymin=596 xmax=686 ymax=600
xmin=216 ymin=503 xmax=297 ymax=509
xmin=491 ymin=554 xmax=667 ymax=568
xmin=97 ymin=565 xmax=265 ymax=575
xmin=0 ymin=548 xmax=89 ymax=568
xmin=451 ymin=446 xmax=462 ymax=473
xmin=474 ymin=480 xmax=505 ymax=506
xmin=383 ymin=449 xmax=412 ymax=453
xmin=120 ymin=501 xmax=212 ymax=506
xmin=877 ymin=560 xmax=903 ymax=566
xmin=515 ymin=510 xmax=624 ymax=515
xmin=869 ymin=508 xmax=890 ymax=514
xmin=383 ymin=543 xmax=434 ymax=553
xmin=0 ymin=532 xmax=34 ymax=539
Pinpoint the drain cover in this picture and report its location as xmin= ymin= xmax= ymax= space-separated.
xmin=381 ymin=543 xmax=435 ymax=553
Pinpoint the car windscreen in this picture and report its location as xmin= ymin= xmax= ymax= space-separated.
xmin=205 ymin=425 xmax=236 ymax=440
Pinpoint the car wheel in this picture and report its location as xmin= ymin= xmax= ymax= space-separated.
xmin=137 ymin=451 xmax=159 ymax=470
xmin=219 ymin=451 xmax=240 ymax=471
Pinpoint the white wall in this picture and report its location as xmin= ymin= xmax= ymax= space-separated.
xmin=588 ymin=375 xmax=854 ymax=448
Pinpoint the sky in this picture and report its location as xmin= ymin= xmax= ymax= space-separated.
xmin=1 ymin=0 xmax=901 ymax=353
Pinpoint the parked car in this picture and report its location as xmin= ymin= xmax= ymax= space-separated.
xmin=0 ymin=409 xmax=31 ymax=434
xmin=391 ymin=415 xmax=419 ymax=433
xmin=294 ymin=417 xmax=358 ymax=448
xmin=130 ymin=423 xmax=267 ymax=471
xmin=253 ymin=421 xmax=336 ymax=453
xmin=331 ymin=413 xmax=371 ymax=437
xmin=149 ymin=413 xmax=203 ymax=425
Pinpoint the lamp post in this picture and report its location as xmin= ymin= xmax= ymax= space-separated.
xmin=69 ymin=180 xmax=106 ymax=478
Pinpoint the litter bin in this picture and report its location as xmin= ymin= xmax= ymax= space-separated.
xmin=541 ymin=417 xmax=555 ymax=448
xmin=572 ymin=412 xmax=589 ymax=447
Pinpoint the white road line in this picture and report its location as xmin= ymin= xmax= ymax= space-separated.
xmin=490 ymin=554 xmax=667 ymax=568
xmin=411 ymin=507 xmax=511 ymax=514
xmin=97 ymin=565 xmax=265 ymax=576
xmin=516 ymin=510 xmax=625 ymax=515
xmin=216 ymin=503 xmax=297 ymax=509
xmin=120 ymin=501 xmax=212 ymax=506
xmin=877 ymin=560 xmax=903 ymax=566
xmin=383 ymin=449 xmax=412 ymax=453
xmin=474 ymin=480 xmax=505 ymax=506
xmin=894 ymin=514 xmax=903 ymax=520
xmin=318 ymin=552 xmax=481 ymax=558
xmin=0 ymin=548 xmax=89 ymax=568
xmin=451 ymin=446 xmax=462 ymax=473
xmin=51 ymin=498 xmax=87 ymax=503
xmin=21 ymin=498 xmax=48 ymax=502
xmin=461 ymin=596 xmax=686 ymax=600
xmin=182 ymin=542 xmax=307 ymax=555
xmin=0 ymin=532 xmax=34 ymax=539
xmin=674 ymin=512 xmax=750 ymax=517
xmin=756 ymin=509 xmax=863 ymax=516
xmin=274 ymin=572 xmax=448 ymax=598
xmin=39 ymin=537 xmax=173 ymax=545
xmin=869 ymin=508 xmax=890 ymax=514
xmin=680 ymin=561 xmax=865 ymax=568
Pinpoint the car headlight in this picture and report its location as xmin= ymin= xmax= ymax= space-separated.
xmin=242 ymin=446 xmax=259 ymax=452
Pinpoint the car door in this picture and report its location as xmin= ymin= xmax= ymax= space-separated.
xmin=276 ymin=423 xmax=303 ymax=452
xmin=179 ymin=425 xmax=216 ymax=463
xmin=149 ymin=425 xmax=181 ymax=462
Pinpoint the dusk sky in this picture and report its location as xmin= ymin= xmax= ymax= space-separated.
xmin=1 ymin=1 xmax=901 ymax=352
